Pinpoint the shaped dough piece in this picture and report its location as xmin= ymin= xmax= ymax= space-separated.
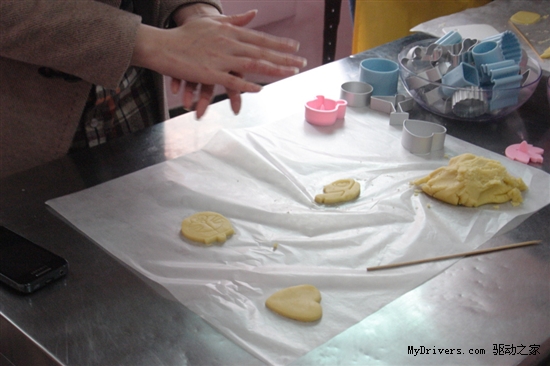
xmin=266 ymin=284 xmax=322 ymax=322
xmin=412 ymin=153 xmax=527 ymax=207
xmin=315 ymin=178 xmax=360 ymax=204
xmin=181 ymin=212 xmax=234 ymax=245
xmin=510 ymin=11 xmax=541 ymax=25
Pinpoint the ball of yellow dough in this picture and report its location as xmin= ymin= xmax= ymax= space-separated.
xmin=412 ymin=154 xmax=527 ymax=207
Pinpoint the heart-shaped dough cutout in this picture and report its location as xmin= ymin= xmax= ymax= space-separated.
xmin=265 ymin=284 xmax=322 ymax=322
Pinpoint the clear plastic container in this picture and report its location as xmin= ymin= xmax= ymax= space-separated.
xmin=398 ymin=39 xmax=542 ymax=122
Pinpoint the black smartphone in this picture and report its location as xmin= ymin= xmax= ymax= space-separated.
xmin=0 ymin=225 xmax=68 ymax=294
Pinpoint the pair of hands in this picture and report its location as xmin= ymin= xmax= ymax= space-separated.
xmin=131 ymin=4 xmax=307 ymax=119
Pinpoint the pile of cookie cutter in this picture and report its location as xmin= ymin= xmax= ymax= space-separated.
xmin=305 ymin=56 xmax=449 ymax=154
xmin=400 ymin=30 xmax=528 ymax=118
xmin=338 ymin=80 xmax=416 ymax=126
xmin=336 ymin=76 xmax=447 ymax=155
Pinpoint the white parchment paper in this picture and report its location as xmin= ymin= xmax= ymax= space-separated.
xmin=47 ymin=106 xmax=550 ymax=365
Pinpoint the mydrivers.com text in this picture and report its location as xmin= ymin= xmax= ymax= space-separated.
xmin=407 ymin=344 xmax=540 ymax=357
xmin=408 ymin=346 xmax=485 ymax=357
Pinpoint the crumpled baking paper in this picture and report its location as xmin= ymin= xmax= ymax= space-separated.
xmin=47 ymin=107 xmax=550 ymax=365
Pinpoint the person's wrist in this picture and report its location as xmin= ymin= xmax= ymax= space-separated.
xmin=131 ymin=24 xmax=160 ymax=70
xmin=172 ymin=3 xmax=221 ymax=26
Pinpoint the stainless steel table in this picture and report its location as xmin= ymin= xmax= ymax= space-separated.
xmin=1 ymin=32 xmax=549 ymax=366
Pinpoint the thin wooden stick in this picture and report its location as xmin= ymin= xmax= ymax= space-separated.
xmin=366 ymin=240 xmax=542 ymax=272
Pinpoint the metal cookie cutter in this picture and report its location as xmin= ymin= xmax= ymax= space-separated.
xmin=340 ymin=81 xmax=373 ymax=107
xmin=401 ymin=39 xmax=479 ymax=93
xmin=419 ymin=62 xmax=479 ymax=113
xmin=452 ymin=87 xmax=488 ymax=118
xmin=439 ymin=38 xmax=478 ymax=71
xmin=401 ymin=58 xmax=443 ymax=90
xmin=406 ymin=38 xmax=477 ymax=65
xmin=305 ymin=95 xmax=347 ymax=126
xmin=401 ymin=119 xmax=447 ymax=155
xmin=370 ymin=94 xmax=415 ymax=125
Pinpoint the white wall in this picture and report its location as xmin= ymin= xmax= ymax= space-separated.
xmin=165 ymin=0 xmax=354 ymax=110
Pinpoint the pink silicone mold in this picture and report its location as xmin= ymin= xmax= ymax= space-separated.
xmin=305 ymin=95 xmax=347 ymax=126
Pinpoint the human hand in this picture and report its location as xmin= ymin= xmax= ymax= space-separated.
xmin=132 ymin=6 xmax=307 ymax=118
xmin=170 ymin=8 xmax=306 ymax=118
xmin=170 ymin=72 xmax=243 ymax=119
xmin=170 ymin=5 xmax=250 ymax=118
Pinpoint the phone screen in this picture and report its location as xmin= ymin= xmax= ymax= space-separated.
xmin=0 ymin=226 xmax=68 ymax=293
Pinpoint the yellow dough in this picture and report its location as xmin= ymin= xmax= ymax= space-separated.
xmin=315 ymin=178 xmax=360 ymax=204
xmin=412 ymin=153 xmax=527 ymax=207
xmin=181 ymin=211 xmax=234 ymax=245
xmin=265 ymin=284 xmax=322 ymax=322
xmin=510 ymin=11 xmax=541 ymax=25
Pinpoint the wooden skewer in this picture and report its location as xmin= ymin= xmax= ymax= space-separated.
xmin=366 ymin=240 xmax=542 ymax=272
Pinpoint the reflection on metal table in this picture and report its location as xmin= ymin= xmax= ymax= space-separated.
xmin=1 ymin=30 xmax=549 ymax=366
